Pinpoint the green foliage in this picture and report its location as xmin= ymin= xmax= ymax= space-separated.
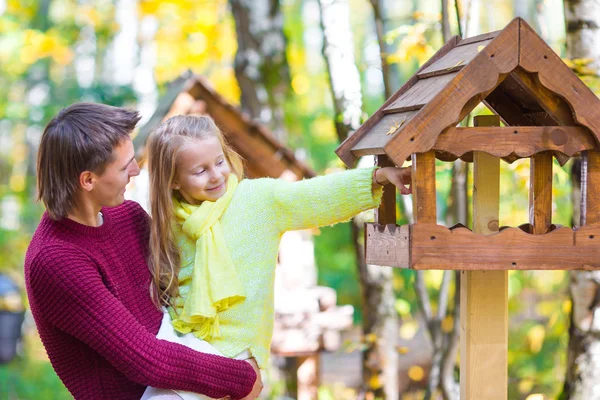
xmin=0 ymin=357 xmax=70 ymax=399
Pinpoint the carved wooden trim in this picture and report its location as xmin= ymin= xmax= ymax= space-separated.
xmin=432 ymin=126 xmax=596 ymax=159
xmin=365 ymin=223 xmax=410 ymax=267
xmin=365 ymin=222 xmax=600 ymax=270
xmin=412 ymin=223 xmax=600 ymax=270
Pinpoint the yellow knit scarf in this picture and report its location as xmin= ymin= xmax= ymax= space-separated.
xmin=171 ymin=175 xmax=245 ymax=340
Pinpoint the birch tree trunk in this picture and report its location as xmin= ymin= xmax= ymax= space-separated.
xmin=562 ymin=2 xmax=600 ymax=398
xmin=564 ymin=0 xmax=600 ymax=74
xmin=229 ymin=0 xmax=291 ymax=141
xmin=318 ymin=0 xmax=399 ymax=398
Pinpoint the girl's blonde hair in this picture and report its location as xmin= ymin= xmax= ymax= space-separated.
xmin=146 ymin=115 xmax=244 ymax=309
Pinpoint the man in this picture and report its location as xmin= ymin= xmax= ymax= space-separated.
xmin=24 ymin=103 xmax=261 ymax=400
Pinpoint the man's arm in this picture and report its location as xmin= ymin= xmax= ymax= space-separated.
xmin=27 ymin=245 xmax=256 ymax=400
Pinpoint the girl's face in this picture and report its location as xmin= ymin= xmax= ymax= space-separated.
xmin=173 ymin=136 xmax=231 ymax=204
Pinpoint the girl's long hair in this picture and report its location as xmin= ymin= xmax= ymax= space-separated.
xmin=146 ymin=115 xmax=244 ymax=309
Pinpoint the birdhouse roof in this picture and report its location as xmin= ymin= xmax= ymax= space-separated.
xmin=134 ymin=71 xmax=315 ymax=179
xmin=336 ymin=17 xmax=600 ymax=167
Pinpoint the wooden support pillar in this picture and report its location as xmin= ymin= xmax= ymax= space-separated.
xmin=411 ymin=150 xmax=437 ymax=223
xmin=530 ymin=151 xmax=553 ymax=234
xmin=460 ymin=115 xmax=507 ymax=399
xmin=581 ymin=150 xmax=600 ymax=226
xmin=375 ymin=155 xmax=397 ymax=224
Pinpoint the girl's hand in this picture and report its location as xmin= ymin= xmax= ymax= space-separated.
xmin=374 ymin=167 xmax=412 ymax=195
xmin=239 ymin=357 xmax=263 ymax=400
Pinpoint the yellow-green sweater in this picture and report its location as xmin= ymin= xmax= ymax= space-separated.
xmin=173 ymin=167 xmax=382 ymax=368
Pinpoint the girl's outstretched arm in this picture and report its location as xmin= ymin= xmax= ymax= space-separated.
xmin=270 ymin=166 xmax=411 ymax=232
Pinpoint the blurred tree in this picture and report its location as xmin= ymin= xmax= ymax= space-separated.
xmin=229 ymin=0 xmax=291 ymax=141
xmin=318 ymin=0 xmax=399 ymax=398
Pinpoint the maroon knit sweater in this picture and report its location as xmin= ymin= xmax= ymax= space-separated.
xmin=24 ymin=200 xmax=256 ymax=400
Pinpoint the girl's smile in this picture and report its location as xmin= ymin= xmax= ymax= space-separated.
xmin=172 ymin=136 xmax=231 ymax=204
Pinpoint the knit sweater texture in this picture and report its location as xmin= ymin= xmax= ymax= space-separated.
xmin=24 ymin=200 xmax=256 ymax=400
xmin=174 ymin=167 xmax=382 ymax=368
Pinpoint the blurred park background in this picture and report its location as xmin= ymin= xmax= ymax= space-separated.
xmin=1 ymin=0 xmax=600 ymax=399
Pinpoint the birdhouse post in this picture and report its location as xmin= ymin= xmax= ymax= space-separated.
xmin=336 ymin=17 xmax=600 ymax=399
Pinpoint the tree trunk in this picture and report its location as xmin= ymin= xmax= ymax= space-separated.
xmin=441 ymin=0 xmax=451 ymax=44
xmin=465 ymin=0 xmax=480 ymax=37
xmin=318 ymin=0 xmax=399 ymax=398
xmin=563 ymin=3 xmax=600 ymax=397
xmin=229 ymin=0 xmax=291 ymax=141
xmin=564 ymin=0 xmax=600 ymax=74
xmin=370 ymin=0 xmax=393 ymax=99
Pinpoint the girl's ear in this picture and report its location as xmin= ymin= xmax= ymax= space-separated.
xmin=79 ymin=171 xmax=96 ymax=192
xmin=171 ymin=182 xmax=180 ymax=190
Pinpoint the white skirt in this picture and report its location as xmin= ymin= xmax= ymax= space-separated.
xmin=141 ymin=310 xmax=248 ymax=400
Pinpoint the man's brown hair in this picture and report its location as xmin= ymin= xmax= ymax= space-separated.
xmin=37 ymin=102 xmax=141 ymax=219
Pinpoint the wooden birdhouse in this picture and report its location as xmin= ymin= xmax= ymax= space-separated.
xmin=336 ymin=17 xmax=600 ymax=398
xmin=336 ymin=17 xmax=600 ymax=271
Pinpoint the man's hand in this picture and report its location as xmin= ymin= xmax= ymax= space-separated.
xmin=374 ymin=166 xmax=412 ymax=195
xmin=239 ymin=358 xmax=263 ymax=400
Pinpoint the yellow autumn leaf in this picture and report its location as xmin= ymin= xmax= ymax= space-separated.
xmin=292 ymin=74 xmax=310 ymax=95
xmin=368 ymin=374 xmax=383 ymax=389
xmin=519 ymin=378 xmax=534 ymax=393
xmin=525 ymin=394 xmax=545 ymax=400
xmin=365 ymin=333 xmax=378 ymax=344
xmin=573 ymin=57 xmax=594 ymax=66
xmin=80 ymin=6 xmax=102 ymax=28
xmin=562 ymin=58 xmax=575 ymax=68
xmin=9 ymin=174 xmax=26 ymax=193
xmin=577 ymin=66 xmax=597 ymax=76
xmin=387 ymin=52 xmax=407 ymax=64
xmin=562 ymin=299 xmax=572 ymax=314
xmin=210 ymin=68 xmax=241 ymax=105
xmin=7 ymin=0 xmax=33 ymax=16
xmin=547 ymin=311 xmax=559 ymax=329
xmin=139 ymin=0 xmax=161 ymax=15
xmin=408 ymin=366 xmax=424 ymax=381
xmin=441 ymin=316 xmax=454 ymax=333
xmin=477 ymin=45 xmax=485 ymax=52
xmin=535 ymin=301 xmax=555 ymax=317
xmin=38 ymin=35 xmax=60 ymax=55
xmin=394 ymin=299 xmax=411 ymax=316
xmin=527 ymin=324 xmax=545 ymax=354
xmin=396 ymin=346 xmax=410 ymax=354
xmin=399 ymin=321 xmax=418 ymax=340
xmin=188 ymin=33 xmax=208 ymax=57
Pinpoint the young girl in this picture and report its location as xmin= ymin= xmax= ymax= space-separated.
xmin=143 ymin=115 xmax=411 ymax=400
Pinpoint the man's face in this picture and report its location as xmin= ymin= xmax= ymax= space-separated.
xmin=91 ymin=139 xmax=140 ymax=208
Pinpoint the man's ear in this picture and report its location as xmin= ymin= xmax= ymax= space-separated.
xmin=79 ymin=171 xmax=96 ymax=192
